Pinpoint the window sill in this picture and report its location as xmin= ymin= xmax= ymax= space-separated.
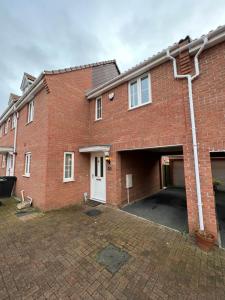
xmin=63 ymin=178 xmax=75 ymax=183
xmin=25 ymin=121 xmax=33 ymax=126
xmin=23 ymin=174 xmax=30 ymax=178
xmin=128 ymin=101 xmax=151 ymax=111
xmin=94 ymin=118 xmax=102 ymax=122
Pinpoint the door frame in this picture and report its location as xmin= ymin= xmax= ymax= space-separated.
xmin=6 ymin=153 xmax=14 ymax=176
xmin=90 ymin=152 xmax=106 ymax=203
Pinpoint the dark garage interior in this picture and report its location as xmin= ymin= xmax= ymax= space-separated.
xmin=121 ymin=146 xmax=189 ymax=233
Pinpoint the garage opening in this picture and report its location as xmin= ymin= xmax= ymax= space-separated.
xmin=210 ymin=152 xmax=225 ymax=248
xmin=120 ymin=146 xmax=188 ymax=233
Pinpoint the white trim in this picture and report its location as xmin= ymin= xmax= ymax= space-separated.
xmin=128 ymin=73 xmax=152 ymax=109
xmin=27 ymin=100 xmax=34 ymax=124
xmin=87 ymin=25 xmax=225 ymax=100
xmin=0 ymin=147 xmax=14 ymax=153
xmin=90 ymin=152 xmax=106 ymax=203
xmin=95 ymin=97 xmax=102 ymax=120
xmin=63 ymin=152 xmax=75 ymax=182
xmin=24 ymin=152 xmax=31 ymax=177
xmin=79 ymin=145 xmax=110 ymax=153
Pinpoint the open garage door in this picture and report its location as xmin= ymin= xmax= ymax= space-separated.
xmin=120 ymin=146 xmax=188 ymax=233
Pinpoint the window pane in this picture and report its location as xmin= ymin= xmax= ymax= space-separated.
xmin=95 ymin=157 xmax=98 ymax=177
xmin=141 ymin=76 xmax=149 ymax=104
xmin=65 ymin=154 xmax=72 ymax=178
xmin=130 ymin=81 xmax=138 ymax=107
xmin=100 ymin=157 xmax=103 ymax=177
xmin=96 ymin=99 xmax=102 ymax=119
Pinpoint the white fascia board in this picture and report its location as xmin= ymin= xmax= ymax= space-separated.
xmin=0 ymin=77 xmax=45 ymax=125
xmin=87 ymin=25 xmax=225 ymax=100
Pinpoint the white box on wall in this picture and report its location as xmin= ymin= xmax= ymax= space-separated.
xmin=126 ymin=174 xmax=133 ymax=189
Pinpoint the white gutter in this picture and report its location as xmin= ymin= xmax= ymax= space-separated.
xmin=167 ymin=37 xmax=208 ymax=231
xmin=87 ymin=25 xmax=225 ymax=99
xmin=0 ymin=76 xmax=44 ymax=125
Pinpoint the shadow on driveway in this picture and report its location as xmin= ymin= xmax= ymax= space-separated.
xmin=122 ymin=187 xmax=188 ymax=233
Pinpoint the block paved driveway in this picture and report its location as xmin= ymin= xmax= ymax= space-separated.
xmin=0 ymin=198 xmax=225 ymax=299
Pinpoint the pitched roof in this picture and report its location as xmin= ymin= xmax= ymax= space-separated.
xmin=86 ymin=24 xmax=225 ymax=99
xmin=43 ymin=59 xmax=120 ymax=75
xmin=24 ymin=72 xmax=36 ymax=81
xmin=9 ymin=93 xmax=20 ymax=102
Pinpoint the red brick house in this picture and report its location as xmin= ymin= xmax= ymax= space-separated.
xmin=1 ymin=25 xmax=225 ymax=241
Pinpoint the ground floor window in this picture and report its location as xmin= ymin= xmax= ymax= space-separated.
xmin=24 ymin=152 xmax=31 ymax=177
xmin=63 ymin=152 xmax=74 ymax=182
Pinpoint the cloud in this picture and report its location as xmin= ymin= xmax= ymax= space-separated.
xmin=0 ymin=0 xmax=225 ymax=114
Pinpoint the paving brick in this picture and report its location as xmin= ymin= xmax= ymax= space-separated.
xmin=0 ymin=198 xmax=225 ymax=299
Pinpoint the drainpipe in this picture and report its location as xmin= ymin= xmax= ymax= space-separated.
xmin=12 ymin=107 xmax=18 ymax=176
xmin=166 ymin=37 xmax=208 ymax=231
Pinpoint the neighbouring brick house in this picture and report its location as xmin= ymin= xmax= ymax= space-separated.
xmin=1 ymin=25 xmax=225 ymax=241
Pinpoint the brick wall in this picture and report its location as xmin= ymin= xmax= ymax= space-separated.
xmin=120 ymin=151 xmax=161 ymax=206
xmin=42 ymin=68 xmax=93 ymax=210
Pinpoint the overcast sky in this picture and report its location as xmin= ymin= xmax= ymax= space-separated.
xmin=1 ymin=0 xmax=225 ymax=114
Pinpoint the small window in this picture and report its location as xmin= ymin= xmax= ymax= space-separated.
xmin=4 ymin=118 xmax=10 ymax=134
xmin=27 ymin=100 xmax=34 ymax=123
xmin=1 ymin=155 xmax=6 ymax=168
xmin=12 ymin=113 xmax=17 ymax=129
xmin=24 ymin=152 xmax=31 ymax=177
xmin=95 ymin=97 xmax=102 ymax=120
xmin=129 ymin=73 xmax=151 ymax=109
xmin=63 ymin=152 xmax=74 ymax=182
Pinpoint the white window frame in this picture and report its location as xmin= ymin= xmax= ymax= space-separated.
xmin=24 ymin=152 xmax=31 ymax=177
xmin=128 ymin=73 xmax=152 ymax=109
xmin=63 ymin=152 xmax=75 ymax=182
xmin=95 ymin=97 xmax=102 ymax=120
xmin=4 ymin=118 xmax=10 ymax=134
xmin=12 ymin=113 xmax=17 ymax=129
xmin=27 ymin=100 xmax=34 ymax=124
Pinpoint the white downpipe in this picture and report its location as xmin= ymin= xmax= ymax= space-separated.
xmin=12 ymin=109 xmax=18 ymax=176
xmin=166 ymin=37 xmax=208 ymax=231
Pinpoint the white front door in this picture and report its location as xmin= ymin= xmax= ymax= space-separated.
xmin=91 ymin=153 xmax=106 ymax=203
xmin=6 ymin=154 xmax=14 ymax=176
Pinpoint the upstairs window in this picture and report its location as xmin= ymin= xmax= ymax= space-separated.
xmin=95 ymin=97 xmax=102 ymax=120
xmin=4 ymin=118 xmax=10 ymax=134
xmin=12 ymin=113 xmax=17 ymax=129
xmin=24 ymin=152 xmax=31 ymax=177
xmin=129 ymin=73 xmax=151 ymax=109
xmin=63 ymin=152 xmax=74 ymax=182
xmin=27 ymin=100 xmax=34 ymax=123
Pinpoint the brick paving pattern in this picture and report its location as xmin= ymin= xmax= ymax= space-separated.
xmin=0 ymin=198 xmax=225 ymax=299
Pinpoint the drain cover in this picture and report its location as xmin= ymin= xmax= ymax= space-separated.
xmin=85 ymin=209 xmax=102 ymax=217
xmin=96 ymin=244 xmax=130 ymax=273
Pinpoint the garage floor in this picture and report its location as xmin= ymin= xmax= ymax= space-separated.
xmin=215 ymin=191 xmax=225 ymax=248
xmin=122 ymin=187 xmax=188 ymax=233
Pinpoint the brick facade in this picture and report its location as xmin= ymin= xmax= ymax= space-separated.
xmin=0 ymin=31 xmax=225 ymax=239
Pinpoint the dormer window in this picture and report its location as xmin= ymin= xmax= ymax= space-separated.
xmin=20 ymin=73 xmax=36 ymax=94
